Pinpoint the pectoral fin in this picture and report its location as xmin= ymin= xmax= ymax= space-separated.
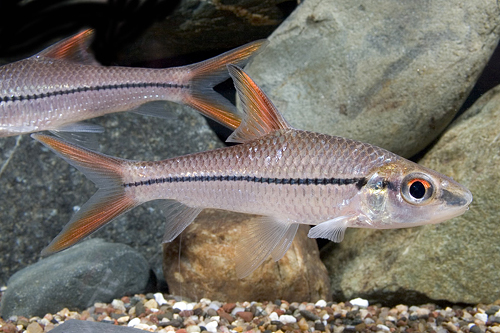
xmin=308 ymin=215 xmax=357 ymax=243
xmin=235 ymin=217 xmax=297 ymax=278
xmin=160 ymin=200 xmax=203 ymax=243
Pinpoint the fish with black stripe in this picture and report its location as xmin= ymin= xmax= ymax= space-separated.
xmin=0 ymin=29 xmax=265 ymax=138
xmin=32 ymin=65 xmax=472 ymax=278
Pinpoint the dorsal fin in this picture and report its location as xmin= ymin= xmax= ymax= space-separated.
xmin=35 ymin=29 xmax=99 ymax=65
xmin=227 ymin=65 xmax=292 ymax=143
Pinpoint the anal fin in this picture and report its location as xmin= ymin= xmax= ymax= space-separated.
xmin=160 ymin=200 xmax=203 ymax=243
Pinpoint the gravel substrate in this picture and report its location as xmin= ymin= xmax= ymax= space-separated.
xmin=1 ymin=290 xmax=500 ymax=333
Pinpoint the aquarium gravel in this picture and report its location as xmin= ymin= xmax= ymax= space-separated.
xmin=2 ymin=292 xmax=500 ymax=333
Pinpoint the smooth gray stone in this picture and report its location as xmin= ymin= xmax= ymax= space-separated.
xmin=322 ymin=84 xmax=500 ymax=304
xmin=0 ymin=239 xmax=150 ymax=318
xmin=0 ymin=104 xmax=224 ymax=287
xmin=50 ymin=319 xmax=144 ymax=333
xmin=244 ymin=0 xmax=500 ymax=158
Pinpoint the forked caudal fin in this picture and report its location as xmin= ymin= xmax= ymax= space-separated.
xmin=31 ymin=134 xmax=140 ymax=256
xmin=183 ymin=40 xmax=268 ymax=130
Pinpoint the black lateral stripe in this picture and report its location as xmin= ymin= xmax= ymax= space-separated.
xmin=0 ymin=82 xmax=190 ymax=103
xmin=123 ymin=175 xmax=368 ymax=188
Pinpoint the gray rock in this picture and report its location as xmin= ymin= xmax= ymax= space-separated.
xmin=0 ymin=238 xmax=150 ymax=318
xmin=244 ymin=0 xmax=500 ymax=158
xmin=163 ymin=210 xmax=331 ymax=302
xmin=0 ymin=104 xmax=224 ymax=287
xmin=322 ymin=85 xmax=500 ymax=304
xmin=50 ymin=319 xmax=144 ymax=333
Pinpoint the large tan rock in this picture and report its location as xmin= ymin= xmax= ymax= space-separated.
xmin=163 ymin=209 xmax=331 ymax=301
xmin=244 ymin=0 xmax=500 ymax=158
xmin=322 ymin=85 xmax=500 ymax=304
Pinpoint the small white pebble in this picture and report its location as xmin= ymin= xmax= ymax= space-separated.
xmin=365 ymin=318 xmax=375 ymax=324
xmin=208 ymin=301 xmax=221 ymax=311
xmin=134 ymin=323 xmax=157 ymax=331
xmin=377 ymin=324 xmax=390 ymax=331
xmin=315 ymin=299 xmax=327 ymax=307
xmin=279 ymin=314 xmax=297 ymax=324
xmin=268 ymin=312 xmax=279 ymax=321
xmin=128 ymin=317 xmax=141 ymax=327
xmin=350 ymin=298 xmax=369 ymax=308
xmin=186 ymin=325 xmax=201 ymax=333
xmin=474 ymin=312 xmax=488 ymax=323
xmin=495 ymin=309 xmax=500 ymax=317
xmin=205 ymin=321 xmax=218 ymax=333
xmin=489 ymin=326 xmax=500 ymax=333
xmin=111 ymin=299 xmax=126 ymax=312
xmin=117 ymin=316 xmax=130 ymax=324
xmin=416 ymin=308 xmax=430 ymax=316
xmin=395 ymin=304 xmax=408 ymax=313
xmin=173 ymin=301 xmax=188 ymax=311
xmin=230 ymin=306 xmax=246 ymax=316
xmin=386 ymin=315 xmax=396 ymax=322
xmin=210 ymin=316 xmax=220 ymax=323
xmin=154 ymin=293 xmax=168 ymax=306
xmin=200 ymin=298 xmax=211 ymax=305
xmin=40 ymin=318 xmax=51 ymax=326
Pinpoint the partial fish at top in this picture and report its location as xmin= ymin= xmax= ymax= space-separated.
xmin=32 ymin=65 xmax=473 ymax=278
xmin=0 ymin=29 xmax=265 ymax=138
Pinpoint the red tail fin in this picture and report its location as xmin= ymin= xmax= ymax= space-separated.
xmin=32 ymin=134 xmax=139 ymax=255
xmin=184 ymin=40 xmax=268 ymax=130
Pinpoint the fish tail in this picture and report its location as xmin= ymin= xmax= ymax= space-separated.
xmin=184 ymin=40 xmax=268 ymax=130
xmin=31 ymin=134 xmax=139 ymax=256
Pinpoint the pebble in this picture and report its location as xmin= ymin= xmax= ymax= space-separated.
xmin=26 ymin=322 xmax=43 ymax=333
xmin=475 ymin=312 xmax=488 ymax=323
xmin=154 ymin=293 xmax=168 ymax=306
xmin=2 ymin=292 xmax=500 ymax=333
xmin=278 ymin=314 xmax=296 ymax=324
xmin=315 ymin=300 xmax=327 ymax=308
xmin=349 ymin=298 xmax=369 ymax=308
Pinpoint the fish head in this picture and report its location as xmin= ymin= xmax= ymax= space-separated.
xmin=359 ymin=161 xmax=472 ymax=228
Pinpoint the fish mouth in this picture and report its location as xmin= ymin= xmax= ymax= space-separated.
xmin=441 ymin=187 xmax=473 ymax=208
xmin=430 ymin=186 xmax=473 ymax=224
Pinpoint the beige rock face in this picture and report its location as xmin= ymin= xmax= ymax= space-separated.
xmin=244 ymin=0 xmax=500 ymax=158
xmin=163 ymin=209 xmax=331 ymax=302
xmin=322 ymin=85 xmax=500 ymax=304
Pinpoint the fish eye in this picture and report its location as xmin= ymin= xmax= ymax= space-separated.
xmin=401 ymin=173 xmax=434 ymax=205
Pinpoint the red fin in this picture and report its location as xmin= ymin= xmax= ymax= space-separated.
xmin=31 ymin=134 xmax=139 ymax=255
xmin=226 ymin=65 xmax=292 ymax=143
xmin=183 ymin=40 xmax=268 ymax=130
xmin=36 ymin=28 xmax=99 ymax=65
xmin=41 ymin=188 xmax=137 ymax=255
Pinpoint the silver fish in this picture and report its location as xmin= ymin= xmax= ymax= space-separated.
xmin=32 ymin=65 xmax=472 ymax=278
xmin=1 ymin=29 xmax=265 ymax=137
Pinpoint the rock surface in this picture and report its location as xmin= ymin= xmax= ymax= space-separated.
xmin=113 ymin=0 xmax=295 ymax=66
xmin=0 ymin=239 xmax=151 ymax=318
xmin=163 ymin=210 xmax=331 ymax=302
xmin=322 ymin=85 xmax=500 ymax=304
xmin=244 ymin=0 xmax=500 ymax=158
xmin=0 ymin=104 xmax=224 ymax=287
